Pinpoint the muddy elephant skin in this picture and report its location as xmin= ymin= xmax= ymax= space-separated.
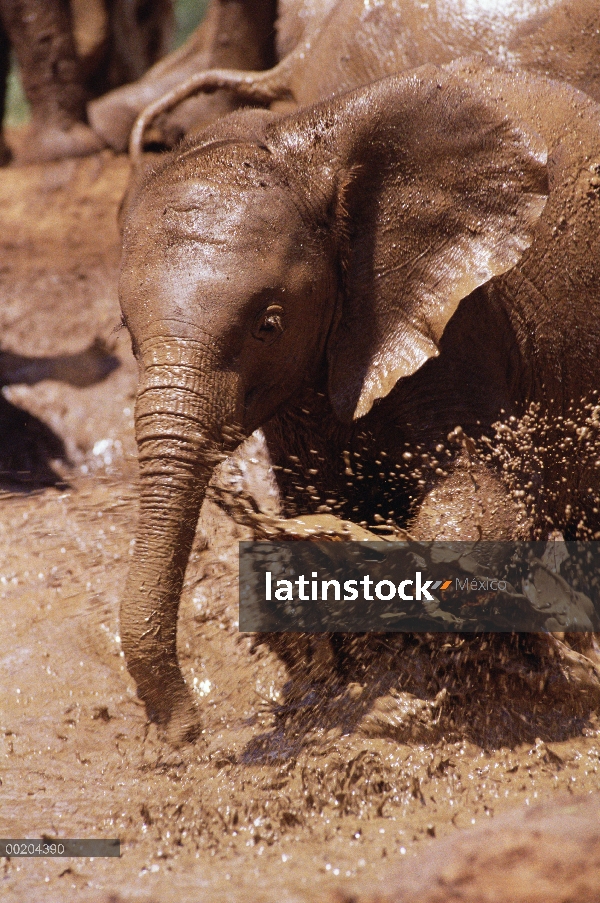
xmin=281 ymin=0 xmax=600 ymax=107
xmin=114 ymin=0 xmax=600 ymax=157
xmin=118 ymin=60 xmax=600 ymax=742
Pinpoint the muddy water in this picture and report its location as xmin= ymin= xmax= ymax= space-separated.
xmin=0 ymin=152 xmax=598 ymax=903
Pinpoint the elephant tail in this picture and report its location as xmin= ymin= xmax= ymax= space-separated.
xmin=129 ymin=61 xmax=296 ymax=165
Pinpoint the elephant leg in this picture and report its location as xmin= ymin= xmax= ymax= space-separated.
xmin=89 ymin=0 xmax=279 ymax=153
xmin=0 ymin=17 xmax=10 ymax=165
xmin=408 ymin=456 xmax=527 ymax=542
xmin=0 ymin=0 xmax=102 ymax=162
xmin=150 ymin=0 xmax=278 ymax=147
xmin=88 ymin=6 xmax=216 ymax=151
xmin=105 ymin=0 xmax=175 ymax=89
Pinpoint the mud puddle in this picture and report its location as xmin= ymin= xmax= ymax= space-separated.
xmin=0 ymin=149 xmax=598 ymax=903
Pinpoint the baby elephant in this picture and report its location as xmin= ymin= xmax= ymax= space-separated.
xmin=119 ymin=61 xmax=600 ymax=743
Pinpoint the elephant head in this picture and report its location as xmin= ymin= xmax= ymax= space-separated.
xmin=119 ymin=66 xmax=548 ymax=743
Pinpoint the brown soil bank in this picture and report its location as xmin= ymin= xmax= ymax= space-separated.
xmin=0 ymin=151 xmax=598 ymax=903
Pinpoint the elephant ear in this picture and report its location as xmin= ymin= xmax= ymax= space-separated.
xmin=319 ymin=67 xmax=548 ymax=421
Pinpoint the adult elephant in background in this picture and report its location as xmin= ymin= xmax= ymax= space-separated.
xmin=124 ymin=0 xmax=600 ymax=159
xmin=0 ymin=0 xmax=173 ymax=164
xmin=117 ymin=60 xmax=600 ymax=743
xmin=75 ymin=0 xmax=174 ymax=96
xmin=89 ymin=0 xmax=285 ymax=152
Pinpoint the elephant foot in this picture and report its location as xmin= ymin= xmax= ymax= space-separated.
xmin=150 ymin=92 xmax=241 ymax=149
xmin=144 ymin=683 xmax=202 ymax=747
xmin=17 ymin=122 xmax=104 ymax=164
xmin=159 ymin=692 xmax=203 ymax=747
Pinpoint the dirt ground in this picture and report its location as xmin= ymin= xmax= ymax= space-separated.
xmin=0 ymin=144 xmax=599 ymax=903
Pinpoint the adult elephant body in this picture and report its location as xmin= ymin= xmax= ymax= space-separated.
xmin=111 ymin=0 xmax=600 ymax=157
xmin=119 ymin=61 xmax=600 ymax=743
xmin=285 ymin=0 xmax=600 ymax=106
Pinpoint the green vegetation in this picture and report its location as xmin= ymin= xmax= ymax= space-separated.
xmin=5 ymin=0 xmax=210 ymax=127
xmin=175 ymin=0 xmax=210 ymax=47
xmin=5 ymin=60 xmax=28 ymax=126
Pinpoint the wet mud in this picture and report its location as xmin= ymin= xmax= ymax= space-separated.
xmin=0 ymin=150 xmax=599 ymax=902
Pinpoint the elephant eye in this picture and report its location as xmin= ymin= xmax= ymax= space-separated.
xmin=253 ymin=304 xmax=284 ymax=342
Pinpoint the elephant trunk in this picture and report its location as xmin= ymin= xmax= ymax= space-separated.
xmin=121 ymin=340 xmax=240 ymax=743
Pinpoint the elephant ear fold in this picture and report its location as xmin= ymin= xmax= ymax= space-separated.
xmin=324 ymin=68 xmax=548 ymax=422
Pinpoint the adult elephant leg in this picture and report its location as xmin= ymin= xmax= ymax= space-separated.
xmin=88 ymin=13 xmax=213 ymax=152
xmin=121 ymin=344 xmax=240 ymax=744
xmin=150 ymin=0 xmax=278 ymax=147
xmin=89 ymin=0 xmax=278 ymax=153
xmin=0 ymin=0 xmax=102 ymax=162
xmin=107 ymin=0 xmax=174 ymax=87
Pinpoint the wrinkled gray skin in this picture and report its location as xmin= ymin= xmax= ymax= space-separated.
xmin=119 ymin=61 xmax=600 ymax=743
xmin=97 ymin=0 xmax=600 ymax=156
xmin=0 ymin=0 xmax=173 ymax=164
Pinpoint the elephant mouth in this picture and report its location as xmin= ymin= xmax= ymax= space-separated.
xmin=243 ymin=383 xmax=275 ymax=433
xmin=244 ymin=385 xmax=260 ymax=408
